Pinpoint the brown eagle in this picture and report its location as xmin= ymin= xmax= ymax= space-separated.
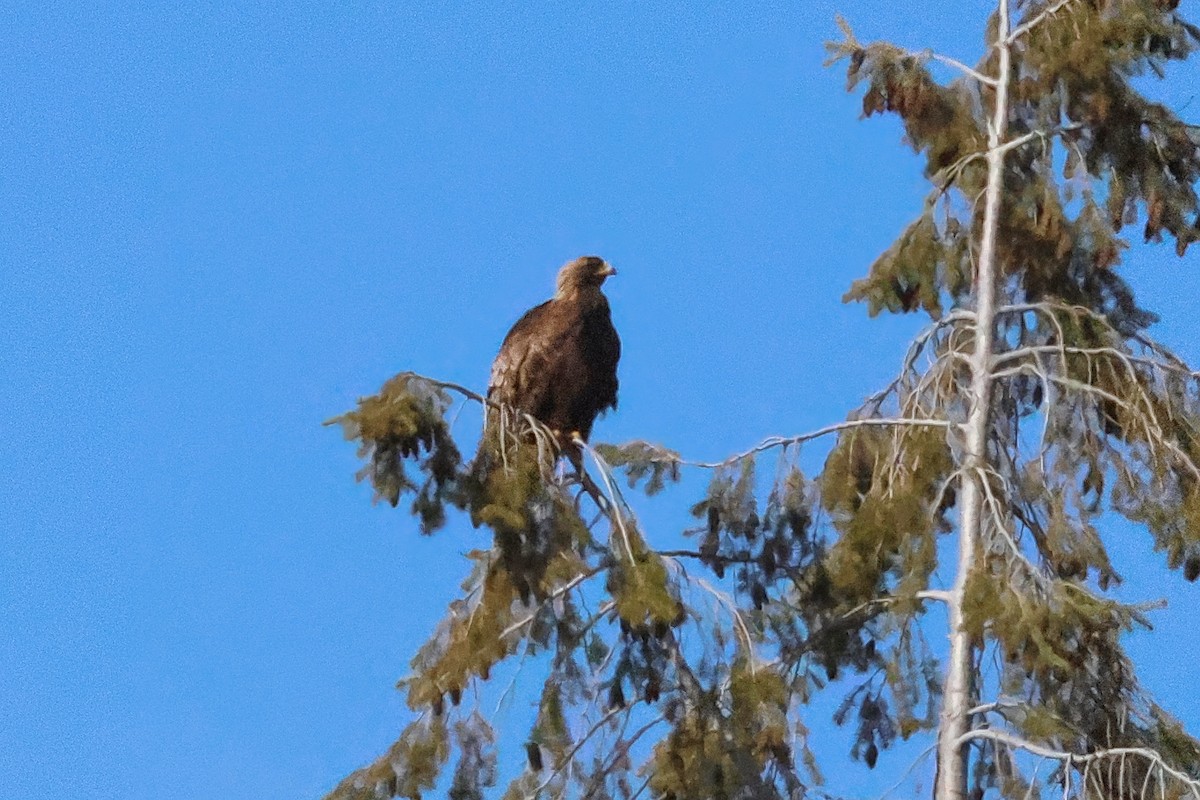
xmin=487 ymin=255 xmax=620 ymax=447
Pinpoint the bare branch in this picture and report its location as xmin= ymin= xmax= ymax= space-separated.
xmin=956 ymin=729 xmax=1200 ymax=798
xmin=528 ymin=704 xmax=632 ymax=798
xmin=994 ymin=124 xmax=1084 ymax=157
xmin=681 ymin=417 xmax=953 ymax=470
xmin=993 ymin=344 xmax=1200 ymax=382
xmin=993 ymin=363 xmax=1200 ymax=484
xmin=501 ymin=566 xmax=607 ymax=639
xmin=919 ymin=48 xmax=999 ymax=86
xmin=575 ymin=437 xmax=638 ymax=563
xmin=577 ymin=714 xmax=668 ymax=799
xmin=1006 ymin=0 xmax=1080 ymax=45
xmin=665 ymin=556 xmax=757 ymax=666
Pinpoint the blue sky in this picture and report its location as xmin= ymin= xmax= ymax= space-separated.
xmin=3 ymin=2 xmax=1198 ymax=798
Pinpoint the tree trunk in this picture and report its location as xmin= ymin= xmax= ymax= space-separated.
xmin=934 ymin=2 xmax=1011 ymax=797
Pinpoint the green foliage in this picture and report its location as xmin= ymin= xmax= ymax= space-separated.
xmin=606 ymin=525 xmax=681 ymax=636
xmin=326 ymin=373 xmax=464 ymax=533
xmin=529 ymin=680 xmax=571 ymax=769
xmin=400 ymin=554 xmax=525 ymax=715
xmin=1021 ymin=302 xmax=1200 ymax=581
xmin=594 ymin=440 xmax=682 ymax=496
xmin=469 ymin=436 xmax=594 ymax=604
xmin=1023 ymin=0 xmax=1200 ymax=248
xmin=821 ymin=425 xmax=952 ymax=607
xmin=834 ymin=22 xmax=986 ymax=178
xmin=690 ymin=459 xmax=761 ymax=577
xmin=846 ymin=211 xmax=969 ymax=318
xmin=883 ymin=626 xmax=940 ymax=741
xmin=688 ymin=460 xmax=818 ymax=603
xmin=324 ymin=717 xmax=450 ymax=800
xmin=647 ymin=664 xmax=797 ymax=800
xmin=963 ymin=565 xmax=1143 ymax=686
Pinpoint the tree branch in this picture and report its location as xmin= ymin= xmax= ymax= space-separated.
xmin=1005 ymin=0 xmax=1080 ymax=45
xmin=501 ymin=565 xmax=608 ymax=639
xmin=679 ymin=417 xmax=953 ymax=470
xmin=956 ymin=728 xmax=1200 ymax=798
xmin=919 ymin=49 xmax=999 ymax=86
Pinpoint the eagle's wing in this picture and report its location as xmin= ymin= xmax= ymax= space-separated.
xmin=488 ymin=299 xmax=557 ymax=419
xmin=590 ymin=297 xmax=620 ymax=413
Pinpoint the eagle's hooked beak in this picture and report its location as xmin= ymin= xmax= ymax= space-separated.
xmin=600 ymin=262 xmax=617 ymax=277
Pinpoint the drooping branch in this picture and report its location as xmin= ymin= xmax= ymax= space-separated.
xmin=1004 ymin=0 xmax=1081 ymax=46
xmin=957 ymin=729 xmax=1200 ymax=799
xmin=675 ymin=417 xmax=954 ymax=470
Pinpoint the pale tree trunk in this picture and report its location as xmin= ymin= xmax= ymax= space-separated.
xmin=934 ymin=1 xmax=1012 ymax=797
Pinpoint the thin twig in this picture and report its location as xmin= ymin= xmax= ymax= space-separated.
xmin=501 ymin=566 xmax=607 ymax=639
xmin=922 ymin=49 xmax=999 ymax=86
xmin=528 ymin=704 xmax=631 ymax=799
xmin=1006 ymin=0 xmax=1080 ymax=45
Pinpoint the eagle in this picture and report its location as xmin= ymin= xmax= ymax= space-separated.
xmin=470 ymin=256 xmax=619 ymax=604
xmin=486 ymin=255 xmax=620 ymax=449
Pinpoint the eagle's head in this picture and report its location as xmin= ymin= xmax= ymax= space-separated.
xmin=555 ymin=255 xmax=617 ymax=298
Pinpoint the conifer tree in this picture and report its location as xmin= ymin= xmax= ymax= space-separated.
xmin=326 ymin=1 xmax=1200 ymax=798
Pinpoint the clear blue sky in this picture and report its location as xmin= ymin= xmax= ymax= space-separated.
xmin=3 ymin=3 xmax=1198 ymax=798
